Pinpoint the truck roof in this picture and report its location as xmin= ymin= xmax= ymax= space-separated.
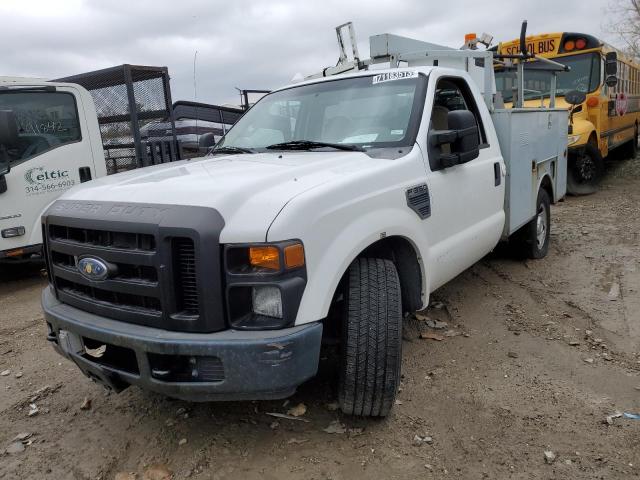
xmin=276 ymin=66 xmax=437 ymax=93
xmin=0 ymin=76 xmax=49 ymax=84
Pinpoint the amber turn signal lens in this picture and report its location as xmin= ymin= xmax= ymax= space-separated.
xmin=564 ymin=40 xmax=575 ymax=51
xmin=586 ymin=96 xmax=599 ymax=108
xmin=249 ymin=246 xmax=280 ymax=270
xmin=284 ymin=243 xmax=305 ymax=269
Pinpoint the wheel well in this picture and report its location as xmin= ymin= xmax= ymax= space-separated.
xmin=358 ymin=236 xmax=423 ymax=313
xmin=540 ymin=174 xmax=554 ymax=203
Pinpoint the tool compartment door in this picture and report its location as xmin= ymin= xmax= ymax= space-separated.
xmin=491 ymin=108 xmax=568 ymax=237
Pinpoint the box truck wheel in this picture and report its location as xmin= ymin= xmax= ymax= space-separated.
xmin=339 ymin=257 xmax=402 ymax=417
xmin=516 ymin=188 xmax=551 ymax=259
xmin=567 ymin=143 xmax=603 ymax=195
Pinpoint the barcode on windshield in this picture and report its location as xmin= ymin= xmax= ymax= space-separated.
xmin=372 ymin=71 xmax=418 ymax=84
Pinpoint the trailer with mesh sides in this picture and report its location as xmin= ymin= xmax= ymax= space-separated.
xmin=55 ymin=64 xmax=181 ymax=174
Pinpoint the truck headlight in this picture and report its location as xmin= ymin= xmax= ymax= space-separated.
xmin=227 ymin=241 xmax=305 ymax=274
xmin=252 ymin=285 xmax=283 ymax=318
xmin=224 ymin=240 xmax=307 ymax=330
xmin=568 ymin=134 xmax=581 ymax=146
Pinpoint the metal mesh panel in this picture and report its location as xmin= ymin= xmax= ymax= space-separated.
xmin=55 ymin=65 xmax=177 ymax=172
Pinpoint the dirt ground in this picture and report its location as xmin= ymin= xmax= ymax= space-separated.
xmin=1 ymin=155 xmax=640 ymax=480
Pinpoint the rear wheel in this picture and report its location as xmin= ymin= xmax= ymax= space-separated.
xmin=514 ymin=188 xmax=551 ymax=259
xmin=624 ymin=124 xmax=639 ymax=159
xmin=567 ymin=143 xmax=604 ymax=195
xmin=338 ymin=257 xmax=402 ymax=417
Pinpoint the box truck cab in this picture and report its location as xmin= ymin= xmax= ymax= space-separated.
xmin=0 ymin=80 xmax=107 ymax=260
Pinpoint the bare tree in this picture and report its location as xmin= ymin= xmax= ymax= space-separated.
xmin=606 ymin=0 xmax=640 ymax=59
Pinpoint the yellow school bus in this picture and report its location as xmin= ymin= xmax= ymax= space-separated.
xmin=494 ymin=32 xmax=640 ymax=194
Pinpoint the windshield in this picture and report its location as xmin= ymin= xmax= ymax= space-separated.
xmin=495 ymin=52 xmax=601 ymax=102
xmin=0 ymin=91 xmax=81 ymax=165
xmin=216 ymin=73 xmax=426 ymax=152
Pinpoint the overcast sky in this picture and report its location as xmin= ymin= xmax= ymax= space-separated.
xmin=1 ymin=0 xmax=620 ymax=106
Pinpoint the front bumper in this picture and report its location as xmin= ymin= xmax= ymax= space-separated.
xmin=42 ymin=287 xmax=322 ymax=401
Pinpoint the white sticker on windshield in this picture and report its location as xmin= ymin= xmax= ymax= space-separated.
xmin=341 ymin=134 xmax=379 ymax=143
xmin=372 ymin=71 xmax=418 ymax=84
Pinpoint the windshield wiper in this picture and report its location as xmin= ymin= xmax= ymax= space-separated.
xmin=211 ymin=146 xmax=255 ymax=155
xmin=265 ymin=140 xmax=364 ymax=152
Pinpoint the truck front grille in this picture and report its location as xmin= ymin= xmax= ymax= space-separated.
xmin=43 ymin=201 xmax=226 ymax=333
xmin=47 ymin=226 xmax=204 ymax=329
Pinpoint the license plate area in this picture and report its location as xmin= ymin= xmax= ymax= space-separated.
xmin=81 ymin=337 xmax=140 ymax=375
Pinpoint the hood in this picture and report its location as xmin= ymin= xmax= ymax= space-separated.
xmin=61 ymin=151 xmax=379 ymax=239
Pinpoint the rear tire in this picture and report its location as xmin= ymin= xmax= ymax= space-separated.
xmin=624 ymin=124 xmax=639 ymax=159
xmin=567 ymin=143 xmax=604 ymax=195
xmin=514 ymin=188 xmax=551 ymax=259
xmin=338 ymin=257 xmax=402 ymax=417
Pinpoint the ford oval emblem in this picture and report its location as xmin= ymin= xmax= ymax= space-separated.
xmin=77 ymin=257 xmax=110 ymax=281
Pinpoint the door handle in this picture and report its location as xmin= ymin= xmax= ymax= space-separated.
xmin=493 ymin=162 xmax=501 ymax=186
xmin=79 ymin=167 xmax=92 ymax=183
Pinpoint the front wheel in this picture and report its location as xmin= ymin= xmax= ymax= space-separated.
xmin=514 ymin=188 xmax=551 ymax=259
xmin=567 ymin=143 xmax=604 ymax=195
xmin=338 ymin=257 xmax=402 ymax=417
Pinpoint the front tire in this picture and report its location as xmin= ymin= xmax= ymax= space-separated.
xmin=567 ymin=143 xmax=604 ymax=195
xmin=338 ymin=258 xmax=402 ymax=417
xmin=515 ymin=188 xmax=551 ymax=259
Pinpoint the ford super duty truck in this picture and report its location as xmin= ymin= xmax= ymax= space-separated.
xmin=40 ymin=23 xmax=568 ymax=417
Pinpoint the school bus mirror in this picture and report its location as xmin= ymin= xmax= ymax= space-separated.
xmin=605 ymin=52 xmax=618 ymax=76
xmin=565 ymin=90 xmax=586 ymax=106
xmin=605 ymin=75 xmax=618 ymax=88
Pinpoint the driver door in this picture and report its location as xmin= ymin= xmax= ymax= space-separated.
xmin=423 ymin=75 xmax=505 ymax=289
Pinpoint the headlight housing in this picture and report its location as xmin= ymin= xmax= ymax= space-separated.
xmin=224 ymin=240 xmax=306 ymax=330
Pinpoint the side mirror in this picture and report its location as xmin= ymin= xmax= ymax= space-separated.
xmin=0 ymin=110 xmax=18 ymax=176
xmin=429 ymin=110 xmax=480 ymax=168
xmin=605 ymin=75 xmax=618 ymax=88
xmin=565 ymin=90 xmax=586 ymax=106
xmin=605 ymin=51 xmax=618 ymax=76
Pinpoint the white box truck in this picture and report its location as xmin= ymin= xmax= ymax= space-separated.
xmin=0 ymin=65 xmax=185 ymax=262
xmin=40 ymin=23 xmax=568 ymax=417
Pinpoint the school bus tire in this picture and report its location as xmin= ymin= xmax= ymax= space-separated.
xmin=567 ymin=143 xmax=604 ymax=196
xmin=631 ymin=124 xmax=638 ymax=159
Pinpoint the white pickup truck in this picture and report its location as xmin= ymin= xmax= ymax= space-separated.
xmin=41 ymin=24 xmax=567 ymax=417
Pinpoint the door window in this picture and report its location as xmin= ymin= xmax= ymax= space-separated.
xmin=0 ymin=91 xmax=81 ymax=167
xmin=428 ymin=78 xmax=487 ymax=169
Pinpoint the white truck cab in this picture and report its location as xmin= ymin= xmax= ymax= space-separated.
xmin=0 ymin=79 xmax=107 ymax=260
xmin=40 ymin=23 xmax=567 ymax=417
